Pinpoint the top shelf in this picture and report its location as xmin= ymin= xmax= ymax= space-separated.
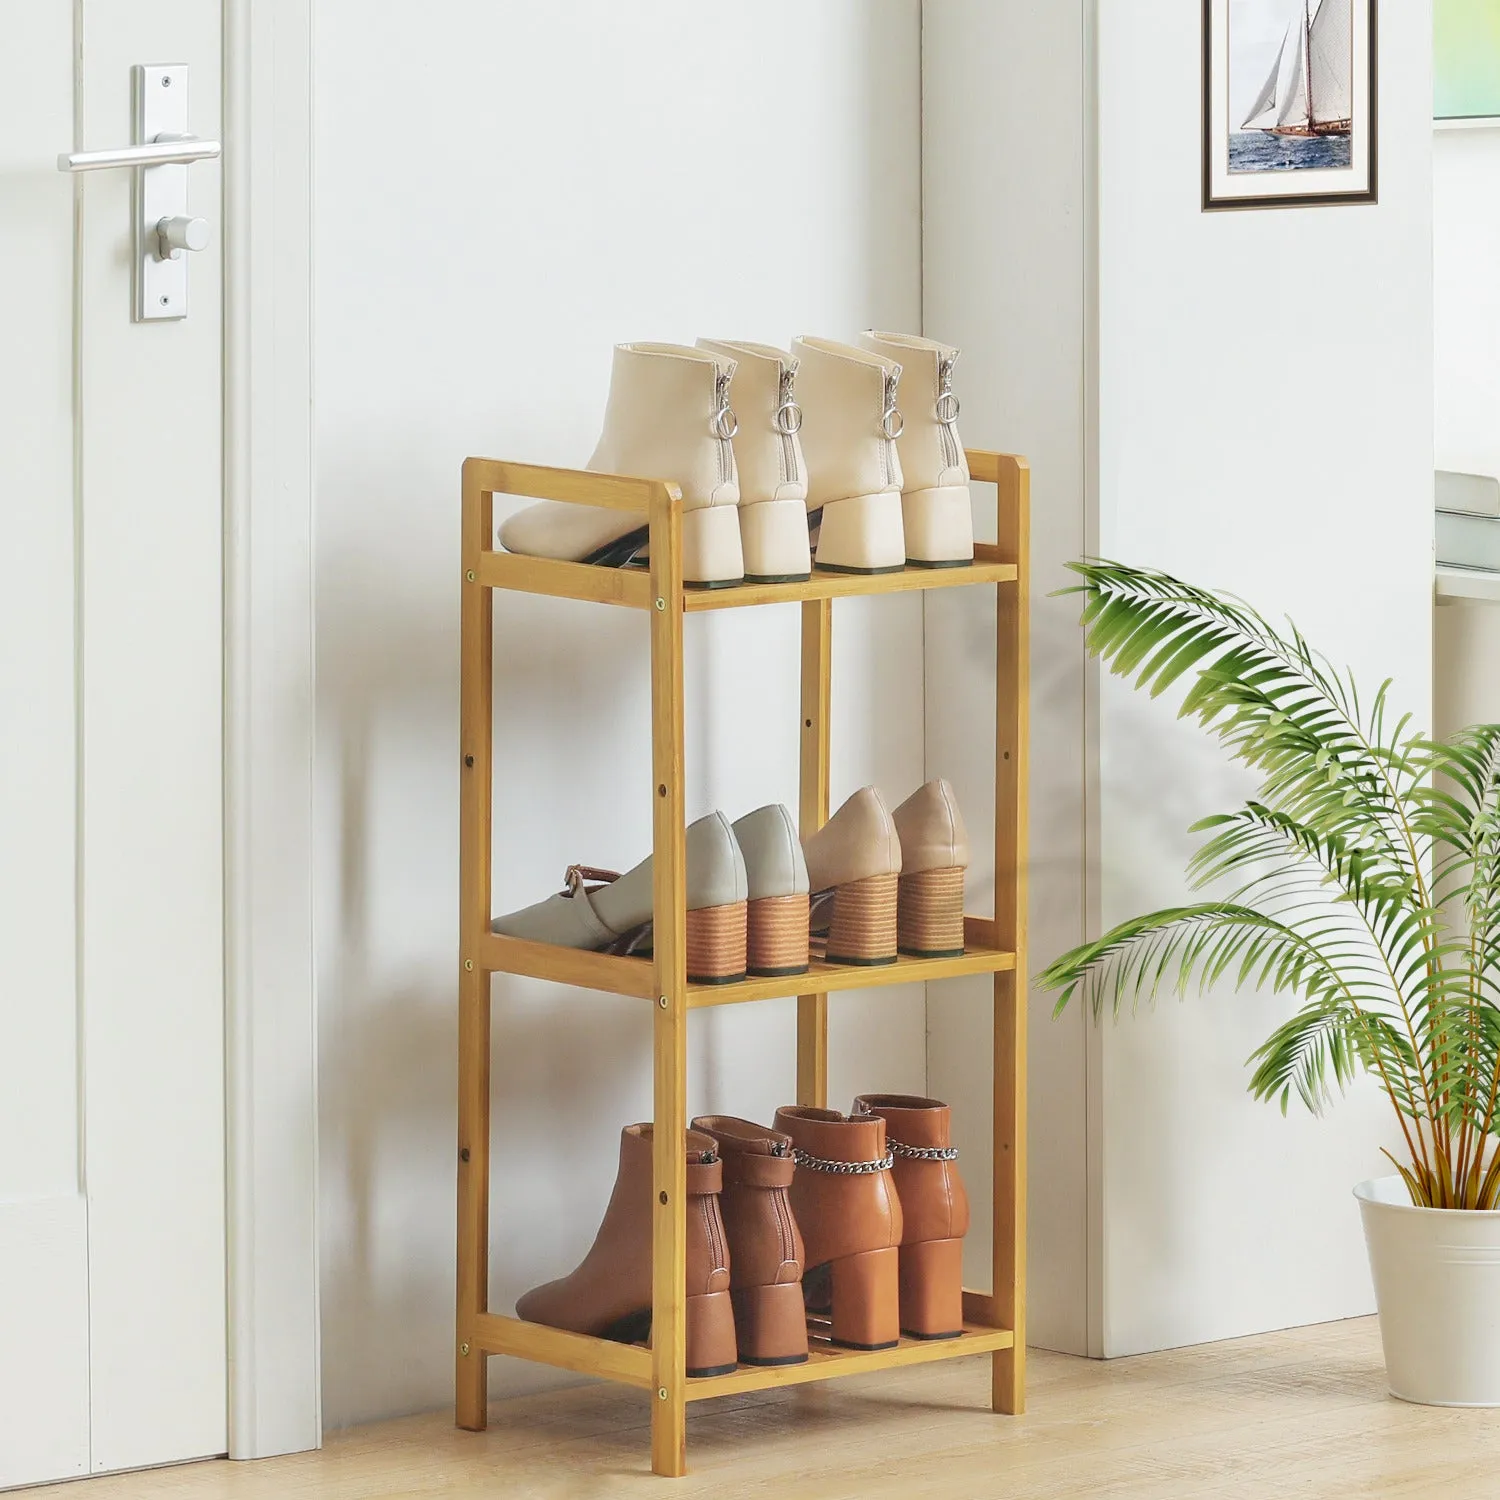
xmin=466 ymin=450 xmax=1025 ymax=611
xmin=476 ymin=547 xmax=1017 ymax=612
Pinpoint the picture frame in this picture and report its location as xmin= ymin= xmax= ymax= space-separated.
xmin=1203 ymin=0 xmax=1378 ymax=211
xmin=1434 ymin=0 xmax=1500 ymax=125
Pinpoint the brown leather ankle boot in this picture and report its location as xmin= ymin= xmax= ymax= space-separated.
xmin=514 ymin=1124 xmax=737 ymax=1377
xmin=691 ymin=1115 xmax=809 ymax=1367
xmin=772 ymin=1106 xmax=904 ymax=1350
xmin=852 ymin=1094 xmax=969 ymax=1339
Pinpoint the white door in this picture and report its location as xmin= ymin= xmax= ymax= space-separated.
xmin=1 ymin=3 xmax=227 ymax=1487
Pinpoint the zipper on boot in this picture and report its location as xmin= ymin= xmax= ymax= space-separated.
xmin=775 ymin=360 xmax=802 ymax=487
xmin=880 ymin=365 xmax=904 ymax=488
xmin=937 ymin=350 xmax=962 ymax=472
xmin=768 ymin=1138 xmax=798 ymax=1263
xmin=712 ymin=365 xmax=737 ymax=488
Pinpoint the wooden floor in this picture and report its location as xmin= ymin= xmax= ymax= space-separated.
xmin=29 ymin=1318 xmax=1500 ymax=1498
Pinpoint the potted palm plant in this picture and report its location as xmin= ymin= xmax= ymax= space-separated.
xmin=1040 ymin=561 xmax=1500 ymax=1407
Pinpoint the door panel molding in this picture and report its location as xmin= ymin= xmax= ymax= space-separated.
xmin=223 ymin=0 xmax=320 ymax=1460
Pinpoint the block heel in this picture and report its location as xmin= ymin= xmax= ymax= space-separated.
xmin=685 ymin=900 xmax=748 ymax=985
xmin=740 ymin=497 xmax=813 ymax=583
xmin=685 ymin=1290 xmax=739 ymax=1378
xmin=898 ymin=1236 xmax=965 ymax=1340
xmin=732 ymin=1282 xmax=809 ymax=1366
xmin=828 ymin=1246 xmax=901 ymax=1350
xmin=897 ymin=865 xmax=967 ymax=958
xmin=813 ymin=492 xmax=907 ymax=575
xmin=745 ymin=892 xmax=810 ymax=976
xmin=681 ymin=503 xmax=745 ymax=589
xmin=901 ymin=484 xmax=974 ymax=567
xmin=825 ymin=871 xmax=898 ymax=967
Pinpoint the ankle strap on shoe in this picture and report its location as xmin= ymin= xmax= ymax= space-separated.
xmin=888 ymin=1139 xmax=959 ymax=1162
xmin=792 ymin=1147 xmax=894 ymax=1175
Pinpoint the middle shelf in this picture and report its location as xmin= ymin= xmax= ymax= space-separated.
xmin=479 ymin=915 xmax=1015 ymax=1008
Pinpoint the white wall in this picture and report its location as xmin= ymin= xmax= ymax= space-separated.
xmin=925 ymin=0 xmax=1433 ymax=1358
xmin=313 ymin=1 xmax=926 ymax=1428
xmin=1094 ymin=0 xmax=1432 ymax=1356
xmin=1434 ymin=127 xmax=1500 ymax=478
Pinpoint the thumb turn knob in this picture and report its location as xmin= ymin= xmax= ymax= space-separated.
xmin=156 ymin=215 xmax=210 ymax=260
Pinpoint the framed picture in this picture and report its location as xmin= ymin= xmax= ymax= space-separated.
xmin=1203 ymin=0 xmax=1378 ymax=210
xmin=1435 ymin=0 xmax=1500 ymax=124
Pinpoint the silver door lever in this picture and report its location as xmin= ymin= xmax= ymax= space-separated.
xmin=57 ymin=136 xmax=221 ymax=173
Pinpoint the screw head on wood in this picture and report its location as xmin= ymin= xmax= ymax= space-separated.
xmin=654 ymin=597 xmax=665 ymax=611
xmin=466 ymin=570 xmax=476 ymax=582
xmin=658 ymin=1387 xmax=668 ymax=1400
xmin=464 ymin=959 xmax=474 ymax=971
xmin=658 ymin=995 xmax=668 ymax=1009
xmin=461 ymin=1342 xmax=471 ymax=1356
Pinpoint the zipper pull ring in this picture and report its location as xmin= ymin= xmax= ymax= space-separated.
xmin=711 ymin=368 xmax=738 ymax=440
xmin=774 ymin=364 xmax=803 ymax=436
xmin=936 ymin=353 xmax=961 ymax=426
xmin=881 ymin=365 xmax=904 ymax=440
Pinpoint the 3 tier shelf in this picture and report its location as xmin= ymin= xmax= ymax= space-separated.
xmin=456 ymin=449 xmax=1030 ymax=1477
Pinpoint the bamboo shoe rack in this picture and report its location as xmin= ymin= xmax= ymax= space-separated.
xmin=456 ymin=449 xmax=1030 ymax=1478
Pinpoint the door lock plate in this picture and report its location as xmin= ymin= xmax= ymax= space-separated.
xmin=134 ymin=64 xmax=197 ymax=322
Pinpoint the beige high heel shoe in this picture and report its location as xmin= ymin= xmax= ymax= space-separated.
xmin=697 ymin=341 xmax=812 ymax=584
xmin=498 ymin=343 xmax=745 ymax=588
xmin=791 ymin=337 xmax=907 ymax=575
xmin=801 ymin=788 xmax=901 ymax=966
xmin=857 ymin=332 xmax=975 ymax=568
xmin=891 ymin=779 xmax=969 ymax=958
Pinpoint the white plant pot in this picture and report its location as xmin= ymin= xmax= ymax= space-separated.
xmin=1355 ymin=1174 xmax=1500 ymax=1406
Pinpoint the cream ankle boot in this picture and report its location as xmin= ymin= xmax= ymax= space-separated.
xmin=697 ymin=341 xmax=812 ymax=584
xmin=791 ymin=337 xmax=907 ymax=575
xmin=498 ymin=343 xmax=745 ymax=588
xmin=857 ymin=332 xmax=974 ymax=567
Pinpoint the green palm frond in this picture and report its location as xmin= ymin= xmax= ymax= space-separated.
xmin=1044 ymin=560 xmax=1500 ymax=1209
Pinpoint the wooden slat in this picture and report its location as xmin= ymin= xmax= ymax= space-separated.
xmin=478 ymin=931 xmax=657 ymax=999
xmin=455 ymin=462 xmax=494 ymax=1431
xmin=690 ymin=944 xmax=1016 ymax=1009
xmin=991 ymin=451 xmax=1030 ymax=1416
xmin=462 ymin=456 xmax=663 ymax=514
xmin=684 ymin=558 xmax=1016 ymax=611
xmin=647 ymin=484 xmax=689 ymax=1479
xmin=476 ymin=550 xmax=652 ymax=609
xmin=797 ymin=599 xmax=832 ymax=1110
xmin=962 ymin=1289 xmax=1002 ymax=1329
xmin=471 ymin=1314 xmax=653 ymax=1389
xmin=963 ymin=915 xmax=1000 ymax=950
xmin=683 ymin=1325 xmax=1015 ymax=1401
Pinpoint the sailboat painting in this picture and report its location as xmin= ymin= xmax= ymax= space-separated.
xmin=1204 ymin=0 xmax=1377 ymax=208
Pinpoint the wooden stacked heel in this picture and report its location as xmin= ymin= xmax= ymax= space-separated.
xmin=897 ymin=865 xmax=967 ymax=958
xmin=684 ymin=900 xmax=748 ymax=985
xmin=824 ymin=871 xmax=899 ymax=966
xmin=746 ymin=892 xmax=811 ymax=977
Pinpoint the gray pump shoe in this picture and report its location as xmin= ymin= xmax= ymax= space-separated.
xmin=731 ymin=804 xmax=812 ymax=978
xmin=491 ymin=811 xmax=750 ymax=984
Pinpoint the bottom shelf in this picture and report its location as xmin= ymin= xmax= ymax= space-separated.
xmin=472 ymin=1302 xmax=1014 ymax=1402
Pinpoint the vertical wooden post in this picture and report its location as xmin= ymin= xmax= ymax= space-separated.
xmin=797 ymin=598 xmax=832 ymax=1108
xmin=647 ymin=482 xmax=689 ymax=1478
xmin=992 ymin=455 xmax=1030 ymax=1414
xmin=455 ymin=460 xmax=494 ymax=1431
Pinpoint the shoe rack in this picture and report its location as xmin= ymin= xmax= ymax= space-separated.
xmin=456 ymin=449 xmax=1029 ymax=1478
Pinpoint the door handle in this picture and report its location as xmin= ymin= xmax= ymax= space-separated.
xmin=57 ymin=136 xmax=222 ymax=174
xmin=59 ymin=65 xmax=217 ymax=322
